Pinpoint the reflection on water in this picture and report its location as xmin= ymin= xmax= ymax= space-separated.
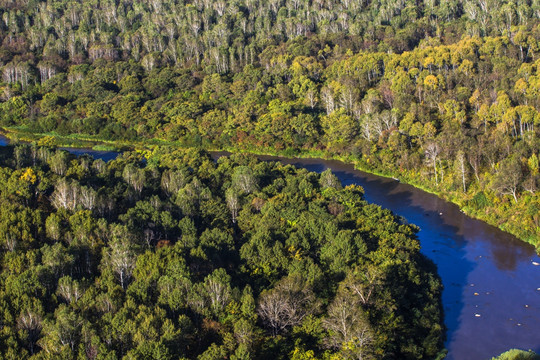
xmin=0 ymin=135 xmax=121 ymax=162
xmin=59 ymin=147 xmax=121 ymax=162
xmin=251 ymin=155 xmax=540 ymax=360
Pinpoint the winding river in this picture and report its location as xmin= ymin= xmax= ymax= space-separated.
xmin=252 ymin=155 xmax=540 ymax=360
xmin=2 ymin=136 xmax=539 ymax=359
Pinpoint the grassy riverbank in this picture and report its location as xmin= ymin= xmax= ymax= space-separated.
xmin=2 ymin=126 xmax=538 ymax=249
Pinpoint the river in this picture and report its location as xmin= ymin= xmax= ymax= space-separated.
xmin=230 ymin=154 xmax=540 ymax=360
xmin=0 ymin=135 xmax=122 ymax=161
xmin=2 ymin=137 xmax=539 ymax=359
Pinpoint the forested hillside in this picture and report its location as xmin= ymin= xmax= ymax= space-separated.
xmin=0 ymin=0 xmax=538 ymax=244
xmin=0 ymin=145 xmax=444 ymax=359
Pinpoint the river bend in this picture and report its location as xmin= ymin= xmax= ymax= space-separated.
xmin=2 ymin=137 xmax=539 ymax=359
xmin=252 ymin=155 xmax=540 ymax=360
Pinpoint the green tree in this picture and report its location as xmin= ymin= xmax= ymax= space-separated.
xmin=491 ymin=157 xmax=523 ymax=203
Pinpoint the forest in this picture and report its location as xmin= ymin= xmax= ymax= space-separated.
xmin=0 ymin=0 xmax=538 ymax=244
xmin=0 ymin=145 xmax=444 ymax=359
xmin=2 ymin=0 xmax=540 ymax=358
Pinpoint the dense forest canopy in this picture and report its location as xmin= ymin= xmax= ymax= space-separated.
xmin=0 ymin=145 xmax=444 ymax=359
xmin=1 ymin=0 xmax=539 ymax=358
xmin=0 ymin=0 xmax=540 ymax=89
xmin=0 ymin=0 xmax=538 ymax=243
xmin=1 ymin=0 xmax=540 ymax=73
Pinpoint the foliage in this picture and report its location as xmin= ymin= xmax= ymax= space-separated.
xmin=492 ymin=349 xmax=540 ymax=360
xmin=0 ymin=17 xmax=539 ymax=242
xmin=0 ymin=145 xmax=444 ymax=359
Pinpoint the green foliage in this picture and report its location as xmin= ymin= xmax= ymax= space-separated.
xmin=469 ymin=192 xmax=490 ymax=210
xmin=0 ymin=146 xmax=443 ymax=359
xmin=3 ymin=0 xmax=540 ymax=355
xmin=492 ymin=349 xmax=540 ymax=360
xmin=1 ymin=18 xmax=539 ymax=242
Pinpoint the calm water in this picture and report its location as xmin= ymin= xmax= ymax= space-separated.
xmin=0 ymin=134 xmax=121 ymax=161
xmin=2 ymin=135 xmax=538 ymax=359
xmin=58 ymin=147 xmax=121 ymax=162
xmin=250 ymin=155 xmax=540 ymax=360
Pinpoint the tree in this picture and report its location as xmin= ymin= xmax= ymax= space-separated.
xmin=305 ymin=88 xmax=318 ymax=109
xmin=41 ymin=243 xmax=75 ymax=278
xmin=77 ymin=185 xmax=95 ymax=210
xmin=157 ymin=274 xmax=192 ymax=315
xmin=491 ymin=349 xmax=540 ymax=360
xmin=39 ymin=305 xmax=84 ymax=353
xmin=319 ymin=169 xmax=342 ymax=189
xmin=342 ymin=265 xmax=384 ymax=307
xmin=257 ymin=275 xmax=319 ymax=336
xmin=424 ymin=142 xmax=441 ymax=186
xmin=123 ymin=164 xmax=146 ymax=193
xmin=57 ymin=276 xmax=84 ymax=304
xmin=226 ymin=188 xmax=240 ymax=224
xmin=104 ymin=226 xmax=139 ymax=289
xmin=491 ymin=157 xmax=523 ymax=203
xmin=48 ymin=151 xmax=69 ymax=176
xmin=17 ymin=309 xmax=43 ymax=355
xmin=323 ymin=290 xmax=374 ymax=360
xmin=321 ymin=109 xmax=358 ymax=149
xmin=45 ymin=213 xmax=62 ymax=241
xmin=175 ymin=178 xmax=211 ymax=218
xmin=232 ymin=166 xmax=257 ymax=194
xmin=203 ymin=268 xmax=232 ymax=318
xmin=51 ymin=178 xmax=79 ymax=211
xmin=455 ymin=150 xmax=468 ymax=192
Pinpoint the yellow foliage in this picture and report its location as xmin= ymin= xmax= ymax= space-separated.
xmin=458 ymin=59 xmax=474 ymax=75
xmin=423 ymin=122 xmax=437 ymax=139
xmin=288 ymin=245 xmax=302 ymax=260
xmin=37 ymin=136 xmax=56 ymax=147
xmin=423 ymin=74 xmax=439 ymax=89
xmin=290 ymin=348 xmax=317 ymax=360
xmin=514 ymin=78 xmax=528 ymax=95
xmin=226 ymin=300 xmax=240 ymax=315
xmin=20 ymin=168 xmax=37 ymax=184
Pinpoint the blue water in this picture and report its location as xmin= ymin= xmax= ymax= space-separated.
xmin=2 ymin=136 xmax=538 ymax=359
xmin=58 ymin=147 xmax=121 ymax=162
xmin=254 ymin=155 xmax=540 ymax=360
xmin=0 ymin=135 xmax=9 ymax=146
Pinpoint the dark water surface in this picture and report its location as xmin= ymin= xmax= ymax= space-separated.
xmin=0 ymin=134 xmax=121 ymax=161
xmin=248 ymin=155 xmax=540 ymax=360
xmin=2 ymin=136 xmax=539 ymax=359
xmin=0 ymin=135 xmax=9 ymax=146
xmin=59 ymin=147 xmax=121 ymax=162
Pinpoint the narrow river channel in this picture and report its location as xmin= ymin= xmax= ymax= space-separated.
xmin=2 ymin=136 xmax=538 ymax=359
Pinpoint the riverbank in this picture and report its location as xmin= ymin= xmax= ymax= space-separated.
xmin=4 ymin=126 xmax=540 ymax=359
xmin=1 ymin=126 xmax=538 ymax=248
xmin=221 ymin=146 xmax=539 ymax=248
